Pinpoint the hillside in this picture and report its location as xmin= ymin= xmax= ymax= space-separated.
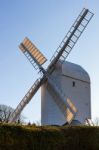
xmin=0 ymin=123 xmax=99 ymax=150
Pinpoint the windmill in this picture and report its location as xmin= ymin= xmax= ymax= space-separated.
xmin=9 ymin=8 xmax=93 ymax=125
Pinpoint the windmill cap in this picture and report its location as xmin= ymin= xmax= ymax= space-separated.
xmin=62 ymin=61 xmax=90 ymax=83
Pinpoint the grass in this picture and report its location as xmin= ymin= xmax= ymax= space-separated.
xmin=0 ymin=123 xmax=99 ymax=150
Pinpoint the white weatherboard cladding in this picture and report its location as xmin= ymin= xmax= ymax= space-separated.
xmin=41 ymin=61 xmax=91 ymax=125
xmin=41 ymin=64 xmax=65 ymax=125
xmin=41 ymin=84 xmax=65 ymax=125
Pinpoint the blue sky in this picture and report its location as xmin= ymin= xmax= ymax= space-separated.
xmin=0 ymin=0 xmax=99 ymax=123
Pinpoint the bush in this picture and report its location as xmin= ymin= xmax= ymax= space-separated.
xmin=0 ymin=123 xmax=99 ymax=150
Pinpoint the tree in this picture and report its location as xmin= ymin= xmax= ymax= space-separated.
xmin=0 ymin=104 xmax=25 ymax=123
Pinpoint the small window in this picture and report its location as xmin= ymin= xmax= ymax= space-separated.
xmin=72 ymin=81 xmax=75 ymax=87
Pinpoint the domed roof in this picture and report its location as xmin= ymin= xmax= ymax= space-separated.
xmin=62 ymin=61 xmax=90 ymax=83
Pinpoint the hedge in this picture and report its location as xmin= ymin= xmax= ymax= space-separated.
xmin=0 ymin=123 xmax=99 ymax=150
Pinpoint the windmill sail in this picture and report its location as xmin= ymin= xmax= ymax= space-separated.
xmin=9 ymin=78 xmax=44 ymax=122
xmin=47 ymin=83 xmax=77 ymax=123
xmin=19 ymin=37 xmax=47 ymax=71
xmin=46 ymin=75 xmax=77 ymax=124
xmin=49 ymin=8 xmax=94 ymax=73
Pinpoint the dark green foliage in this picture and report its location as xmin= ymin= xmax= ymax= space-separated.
xmin=0 ymin=123 xmax=99 ymax=150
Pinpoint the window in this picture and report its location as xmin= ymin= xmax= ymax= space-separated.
xmin=72 ymin=81 xmax=75 ymax=87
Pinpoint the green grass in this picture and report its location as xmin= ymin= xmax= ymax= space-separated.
xmin=0 ymin=123 xmax=99 ymax=150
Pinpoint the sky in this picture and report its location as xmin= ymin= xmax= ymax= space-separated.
xmin=0 ymin=0 xmax=99 ymax=123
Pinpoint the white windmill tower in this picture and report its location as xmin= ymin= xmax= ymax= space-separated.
xmin=9 ymin=8 xmax=94 ymax=125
